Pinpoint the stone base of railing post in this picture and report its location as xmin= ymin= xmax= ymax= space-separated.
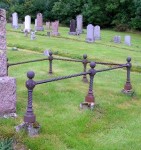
xmin=15 ymin=122 xmax=40 ymax=137
xmin=80 ymin=102 xmax=94 ymax=110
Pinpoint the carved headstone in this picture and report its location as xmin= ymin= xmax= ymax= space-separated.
xmin=94 ymin=25 xmax=101 ymax=40
xmin=51 ymin=21 xmax=60 ymax=36
xmin=24 ymin=15 xmax=31 ymax=32
xmin=36 ymin=13 xmax=44 ymax=31
xmin=69 ymin=19 xmax=76 ymax=35
xmin=86 ymin=24 xmax=94 ymax=43
xmin=0 ymin=9 xmax=16 ymax=116
xmin=124 ymin=35 xmax=131 ymax=46
xmin=12 ymin=12 xmax=18 ymax=29
xmin=46 ymin=22 xmax=50 ymax=30
xmin=76 ymin=15 xmax=83 ymax=34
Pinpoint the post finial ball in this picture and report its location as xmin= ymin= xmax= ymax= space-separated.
xmin=90 ymin=62 xmax=96 ymax=68
xmin=83 ymin=54 xmax=87 ymax=59
xmin=49 ymin=51 xmax=53 ymax=56
xmin=127 ymin=57 xmax=131 ymax=63
xmin=27 ymin=71 xmax=35 ymax=79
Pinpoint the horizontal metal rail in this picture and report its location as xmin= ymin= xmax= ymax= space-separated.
xmin=96 ymin=64 xmax=127 ymax=73
xmin=36 ymin=71 xmax=90 ymax=85
xmin=8 ymin=58 xmax=49 ymax=67
xmin=53 ymin=57 xmax=82 ymax=62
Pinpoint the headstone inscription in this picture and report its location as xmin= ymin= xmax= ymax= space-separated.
xmin=86 ymin=24 xmax=94 ymax=43
xmin=0 ymin=9 xmax=16 ymax=116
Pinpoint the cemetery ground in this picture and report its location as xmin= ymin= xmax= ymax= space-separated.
xmin=0 ymin=24 xmax=141 ymax=149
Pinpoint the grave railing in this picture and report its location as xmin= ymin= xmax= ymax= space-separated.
xmin=7 ymin=51 xmax=125 ymax=83
xmin=23 ymin=57 xmax=133 ymax=126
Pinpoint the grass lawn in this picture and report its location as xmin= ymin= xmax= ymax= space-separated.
xmin=0 ymin=24 xmax=141 ymax=150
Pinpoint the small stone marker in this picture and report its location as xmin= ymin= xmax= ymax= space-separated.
xmin=113 ymin=35 xmax=121 ymax=43
xmin=44 ymin=50 xmax=50 ymax=56
xmin=30 ymin=31 xmax=36 ymax=40
xmin=124 ymin=35 xmax=131 ymax=46
xmin=86 ymin=24 xmax=94 ymax=43
xmin=47 ymin=32 xmax=50 ymax=37
xmin=0 ymin=9 xmax=16 ymax=117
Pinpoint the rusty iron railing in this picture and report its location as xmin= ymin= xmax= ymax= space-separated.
xmin=24 ymin=57 xmax=133 ymax=124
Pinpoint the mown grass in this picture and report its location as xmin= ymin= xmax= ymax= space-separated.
xmin=0 ymin=24 xmax=141 ymax=149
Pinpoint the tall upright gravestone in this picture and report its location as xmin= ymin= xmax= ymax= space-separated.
xmin=12 ymin=12 xmax=18 ymax=29
xmin=0 ymin=9 xmax=16 ymax=116
xmin=36 ymin=13 xmax=44 ymax=31
xmin=69 ymin=19 xmax=76 ymax=35
xmin=86 ymin=24 xmax=94 ymax=43
xmin=94 ymin=25 xmax=101 ymax=40
xmin=24 ymin=15 xmax=31 ymax=32
xmin=76 ymin=15 xmax=83 ymax=34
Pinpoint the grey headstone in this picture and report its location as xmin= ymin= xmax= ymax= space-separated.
xmin=86 ymin=24 xmax=94 ymax=43
xmin=124 ymin=35 xmax=131 ymax=46
xmin=12 ymin=12 xmax=18 ymax=29
xmin=94 ymin=25 xmax=101 ymax=40
xmin=76 ymin=15 xmax=83 ymax=34
xmin=113 ymin=35 xmax=121 ymax=43
xmin=24 ymin=15 xmax=31 ymax=32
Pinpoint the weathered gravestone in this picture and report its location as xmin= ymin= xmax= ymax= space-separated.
xmin=124 ymin=35 xmax=131 ymax=46
xmin=24 ymin=15 xmax=31 ymax=32
xmin=46 ymin=22 xmax=50 ymax=30
xmin=86 ymin=24 xmax=94 ymax=43
xmin=12 ymin=12 xmax=18 ymax=29
xmin=113 ymin=35 xmax=121 ymax=43
xmin=51 ymin=21 xmax=60 ymax=36
xmin=0 ymin=9 xmax=16 ymax=116
xmin=76 ymin=15 xmax=83 ymax=34
xmin=69 ymin=19 xmax=76 ymax=35
xmin=30 ymin=31 xmax=36 ymax=40
xmin=94 ymin=25 xmax=101 ymax=40
xmin=35 ymin=13 xmax=44 ymax=31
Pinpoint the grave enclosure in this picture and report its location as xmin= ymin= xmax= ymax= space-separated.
xmin=1 ymin=9 xmax=135 ymax=137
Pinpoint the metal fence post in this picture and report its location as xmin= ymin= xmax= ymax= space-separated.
xmin=24 ymin=71 xmax=36 ymax=123
xmin=82 ymin=54 xmax=88 ymax=83
xmin=80 ymin=62 xmax=96 ymax=109
xmin=48 ymin=51 xmax=53 ymax=74
xmin=122 ymin=57 xmax=133 ymax=94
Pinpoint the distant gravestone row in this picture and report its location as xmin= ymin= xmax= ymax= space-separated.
xmin=11 ymin=12 xmax=132 ymax=46
xmin=113 ymin=35 xmax=131 ymax=46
